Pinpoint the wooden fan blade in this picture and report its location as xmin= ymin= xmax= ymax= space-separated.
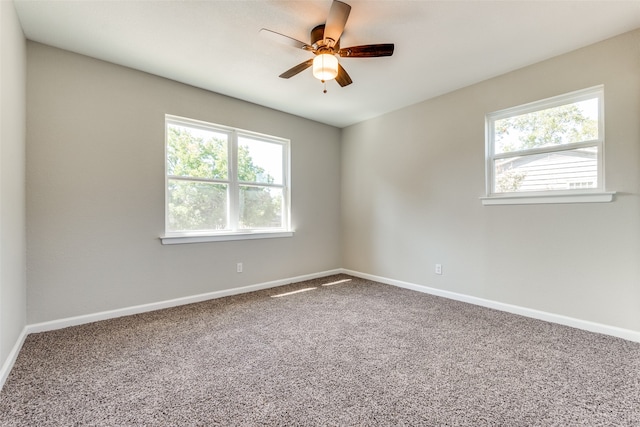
xmin=339 ymin=44 xmax=394 ymax=58
xmin=335 ymin=63 xmax=353 ymax=87
xmin=324 ymin=1 xmax=351 ymax=47
xmin=260 ymin=28 xmax=312 ymax=51
xmin=279 ymin=59 xmax=314 ymax=79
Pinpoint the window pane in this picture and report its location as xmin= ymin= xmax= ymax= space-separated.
xmin=237 ymin=137 xmax=283 ymax=184
xmin=239 ymin=186 xmax=283 ymax=229
xmin=167 ymin=179 xmax=228 ymax=231
xmin=494 ymin=98 xmax=599 ymax=154
xmin=494 ymin=147 xmax=598 ymax=193
xmin=167 ymin=123 xmax=228 ymax=179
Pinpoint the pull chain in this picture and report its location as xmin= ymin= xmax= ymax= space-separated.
xmin=322 ymin=80 xmax=327 ymax=94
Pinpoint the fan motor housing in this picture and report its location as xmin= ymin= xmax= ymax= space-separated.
xmin=311 ymin=24 xmax=340 ymax=50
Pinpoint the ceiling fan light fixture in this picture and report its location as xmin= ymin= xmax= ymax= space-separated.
xmin=312 ymin=53 xmax=339 ymax=81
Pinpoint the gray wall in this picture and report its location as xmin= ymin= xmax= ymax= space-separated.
xmin=341 ymin=29 xmax=640 ymax=332
xmin=0 ymin=1 xmax=27 ymax=367
xmin=22 ymin=28 xmax=640 ymax=334
xmin=26 ymin=42 xmax=342 ymax=324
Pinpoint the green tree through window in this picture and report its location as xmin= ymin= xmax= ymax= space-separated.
xmin=495 ymin=103 xmax=598 ymax=154
xmin=166 ymin=119 xmax=288 ymax=233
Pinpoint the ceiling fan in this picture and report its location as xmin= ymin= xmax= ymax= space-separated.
xmin=260 ymin=0 xmax=394 ymax=92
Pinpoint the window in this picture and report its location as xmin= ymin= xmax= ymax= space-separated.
xmin=162 ymin=115 xmax=291 ymax=244
xmin=483 ymin=86 xmax=614 ymax=205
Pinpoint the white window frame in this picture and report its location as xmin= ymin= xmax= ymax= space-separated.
xmin=161 ymin=115 xmax=293 ymax=244
xmin=482 ymin=85 xmax=615 ymax=205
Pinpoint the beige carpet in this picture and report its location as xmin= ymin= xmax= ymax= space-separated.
xmin=1 ymin=275 xmax=639 ymax=425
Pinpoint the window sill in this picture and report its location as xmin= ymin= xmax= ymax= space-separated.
xmin=481 ymin=191 xmax=615 ymax=206
xmin=160 ymin=230 xmax=294 ymax=245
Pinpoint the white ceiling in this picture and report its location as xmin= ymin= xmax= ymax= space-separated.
xmin=13 ymin=0 xmax=640 ymax=128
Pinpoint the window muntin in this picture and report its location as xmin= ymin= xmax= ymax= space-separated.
xmin=165 ymin=115 xmax=290 ymax=236
xmin=486 ymin=86 xmax=604 ymax=197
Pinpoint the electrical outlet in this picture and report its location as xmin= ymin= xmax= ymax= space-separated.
xmin=237 ymin=262 xmax=243 ymax=273
xmin=435 ymin=264 xmax=442 ymax=275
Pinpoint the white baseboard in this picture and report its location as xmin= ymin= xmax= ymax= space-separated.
xmin=0 ymin=327 xmax=28 ymax=391
xmin=1 ymin=269 xmax=340 ymax=391
xmin=27 ymin=269 xmax=343 ymax=335
xmin=3 ymin=267 xmax=638 ymax=392
xmin=343 ymin=269 xmax=640 ymax=343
